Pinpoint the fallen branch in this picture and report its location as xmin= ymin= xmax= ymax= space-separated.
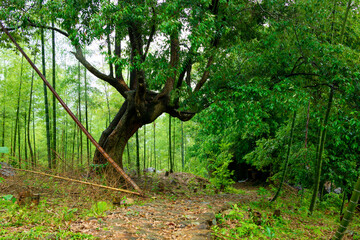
xmin=3 ymin=167 xmax=142 ymax=196
xmin=0 ymin=21 xmax=143 ymax=195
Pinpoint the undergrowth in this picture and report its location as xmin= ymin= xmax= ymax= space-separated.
xmin=212 ymin=187 xmax=360 ymax=239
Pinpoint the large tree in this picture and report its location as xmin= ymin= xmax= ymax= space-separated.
xmin=1 ymin=0 xmax=263 ymax=168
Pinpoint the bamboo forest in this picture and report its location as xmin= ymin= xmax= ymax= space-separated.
xmin=0 ymin=0 xmax=359 ymax=239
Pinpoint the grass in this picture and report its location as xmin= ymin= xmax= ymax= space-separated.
xmin=1 ymin=170 xmax=359 ymax=240
xmin=0 ymin=197 xmax=97 ymax=239
xmin=0 ymin=170 xmax=129 ymax=240
xmin=212 ymin=186 xmax=360 ymax=240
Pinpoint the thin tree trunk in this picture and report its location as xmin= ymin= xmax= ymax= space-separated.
xmin=153 ymin=122 xmax=156 ymax=170
xmin=84 ymin=68 xmax=90 ymax=166
xmin=10 ymin=122 xmax=13 ymax=155
xmin=51 ymin=20 xmax=57 ymax=169
xmin=13 ymin=57 xmax=24 ymax=160
xmin=78 ymin=63 xmax=83 ymax=165
xmin=1 ymin=61 xmax=6 ymax=150
xmin=169 ymin=115 xmax=173 ymax=173
xmin=27 ymin=55 xmax=36 ymax=168
xmin=72 ymin=120 xmax=76 ymax=169
xmin=143 ymin=125 xmax=146 ymax=169
xmin=32 ymin=106 xmax=36 ymax=167
xmin=41 ymin=22 xmax=52 ymax=169
xmin=64 ymin=114 xmax=68 ymax=170
xmin=17 ymin=111 xmax=21 ymax=167
xmin=1 ymin=103 xmax=4 ymax=147
xmin=136 ymin=131 xmax=140 ymax=176
xmin=24 ymin=111 xmax=28 ymax=167
xmin=271 ymin=111 xmax=297 ymax=202
xmin=340 ymin=0 xmax=352 ymax=44
xmin=127 ymin=142 xmax=130 ymax=166
xmin=340 ymin=191 xmax=347 ymax=216
xmin=332 ymin=175 xmax=360 ymax=240
xmin=173 ymin=118 xmax=176 ymax=172
xmin=104 ymin=84 xmax=111 ymax=126
xmin=181 ymin=121 xmax=184 ymax=171
xmin=309 ymin=88 xmax=334 ymax=214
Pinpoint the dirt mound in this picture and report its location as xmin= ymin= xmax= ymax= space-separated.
xmin=130 ymin=171 xmax=210 ymax=194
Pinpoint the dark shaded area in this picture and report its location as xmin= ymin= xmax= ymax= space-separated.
xmin=229 ymin=160 xmax=269 ymax=184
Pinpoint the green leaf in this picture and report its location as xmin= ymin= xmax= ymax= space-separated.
xmin=3 ymin=194 xmax=16 ymax=203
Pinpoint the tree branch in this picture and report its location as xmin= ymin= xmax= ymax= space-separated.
xmin=166 ymin=108 xmax=196 ymax=121
xmin=26 ymin=20 xmax=70 ymax=37
xmin=71 ymin=45 xmax=129 ymax=98
xmin=176 ymin=53 xmax=193 ymax=89
xmin=20 ymin=20 xmax=130 ymax=97
xmin=194 ymin=56 xmax=214 ymax=91
xmin=156 ymin=33 xmax=180 ymax=99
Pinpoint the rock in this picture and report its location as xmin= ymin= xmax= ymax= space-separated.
xmin=334 ymin=187 xmax=342 ymax=194
xmin=46 ymin=234 xmax=56 ymax=240
xmin=212 ymin=218 xmax=217 ymax=225
xmin=201 ymin=212 xmax=215 ymax=219
xmin=197 ymin=224 xmax=209 ymax=230
xmin=0 ymin=162 xmax=15 ymax=177
xmin=121 ymin=197 xmax=135 ymax=205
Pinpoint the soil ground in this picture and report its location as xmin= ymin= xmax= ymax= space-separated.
xmin=0 ymin=168 xmax=359 ymax=239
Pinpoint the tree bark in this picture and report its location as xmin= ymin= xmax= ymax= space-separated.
xmin=93 ymin=91 xmax=168 ymax=170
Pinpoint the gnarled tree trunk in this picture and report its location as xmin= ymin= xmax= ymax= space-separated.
xmin=93 ymin=91 xmax=168 ymax=168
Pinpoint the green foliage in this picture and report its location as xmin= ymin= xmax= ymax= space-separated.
xmin=89 ymin=201 xmax=112 ymax=217
xmin=2 ymin=194 xmax=16 ymax=204
xmin=209 ymin=143 xmax=235 ymax=190
xmin=62 ymin=207 xmax=78 ymax=221
xmin=318 ymin=193 xmax=342 ymax=212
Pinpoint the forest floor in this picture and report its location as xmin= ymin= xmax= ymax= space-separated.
xmin=0 ymin=168 xmax=359 ymax=239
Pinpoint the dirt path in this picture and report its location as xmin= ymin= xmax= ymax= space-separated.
xmin=70 ymin=192 xmax=255 ymax=240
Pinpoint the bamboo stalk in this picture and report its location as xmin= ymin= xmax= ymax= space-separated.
xmin=3 ymin=167 xmax=141 ymax=196
xmin=0 ymin=21 xmax=143 ymax=195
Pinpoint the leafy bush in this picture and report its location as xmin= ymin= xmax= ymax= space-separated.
xmin=209 ymin=143 xmax=235 ymax=190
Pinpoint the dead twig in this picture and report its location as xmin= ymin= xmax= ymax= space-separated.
xmin=2 ymin=167 xmax=142 ymax=196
